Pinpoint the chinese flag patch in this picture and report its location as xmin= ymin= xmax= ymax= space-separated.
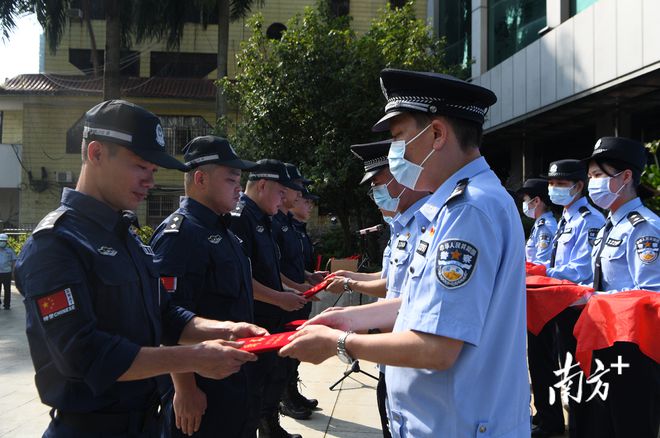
xmin=37 ymin=288 xmax=76 ymax=322
xmin=160 ymin=277 xmax=177 ymax=293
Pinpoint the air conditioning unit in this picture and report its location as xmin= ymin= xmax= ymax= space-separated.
xmin=56 ymin=171 xmax=74 ymax=183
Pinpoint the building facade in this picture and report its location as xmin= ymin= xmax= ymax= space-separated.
xmin=432 ymin=0 xmax=660 ymax=186
xmin=0 ymin=0 xmax=422 ymax=229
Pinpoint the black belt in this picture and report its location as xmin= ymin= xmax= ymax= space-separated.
xmin=51 ymin=397 xmax=161 ymax=434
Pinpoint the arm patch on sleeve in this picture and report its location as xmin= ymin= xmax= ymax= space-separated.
xmin=37 ymin=288 xmax=76 ymax=322
xmin=435 ymin=239 xmax=478 ymax=289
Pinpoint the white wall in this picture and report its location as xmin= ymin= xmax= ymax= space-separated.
xmin=472 ymin=0 xmax=660 ymax=132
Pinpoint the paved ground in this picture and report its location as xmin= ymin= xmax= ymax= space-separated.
xmin=0 ymin=285 xmax=382 ymax=437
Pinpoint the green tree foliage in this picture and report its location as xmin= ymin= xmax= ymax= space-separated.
xmin=221 ymin=1 xmax=463 ymax=253
xmin=642 ymin=140 xmax=660 ymax=213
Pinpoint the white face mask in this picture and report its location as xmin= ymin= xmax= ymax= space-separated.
xmin=548 ymin=184 xmax=576 ymax=206
xmin=588 ymin=172 xmax=626 ymax=209
xmin=522 ymin=199 xmax=536 ymax=219
xmin=387 ymin=124 xmax=434 ymax=190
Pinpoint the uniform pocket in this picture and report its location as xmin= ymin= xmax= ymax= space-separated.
xmin=210 ymin=251 xmax=241 ymax=298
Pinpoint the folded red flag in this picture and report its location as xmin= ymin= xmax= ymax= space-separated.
xmin=526 ymin=275 xmax=594 ymax=335
xmin=573 ymin=290 xmax=660 ymax=377
xmin=525 ymin=261 xmax=547 ymax=277
xmin=283 ymin=319 xmax=307 ymax=330
xmin=237 ymin=331 xmax=297 ymax=354
xmin=302 ymin=273 xmax=336 ymax=298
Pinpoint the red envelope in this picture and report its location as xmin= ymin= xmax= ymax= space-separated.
xmin=237 ymin=331 xmax=297 ymax=354
xmin=525 ymin=261 xmax=547 ymax=277
xmin=283 ymin=319 xmax=307 ymax=330
xmin=302 ymin=273 xmax=337 ymax=298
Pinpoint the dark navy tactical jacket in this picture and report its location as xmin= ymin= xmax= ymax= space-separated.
xmin=292 ymin=218 xmax=315 ymax=272
xmin=230 ymin=194 xmax=283 ymax=318
xmin=14 ymin=188 xmax=194 ymax=413
xmin=151 ymin=196 xmax=254 ymax=324
xmin=273 ymin=211 xmax=305 ymax=284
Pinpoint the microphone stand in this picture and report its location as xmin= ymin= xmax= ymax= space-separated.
xmin=329 ymin=225 xmax=382 ymax=390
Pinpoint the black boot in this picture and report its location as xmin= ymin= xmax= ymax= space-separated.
xmin=279 ymin=395 xmax=312 ymax=420
xmin=287 ymin=370 xmax=318 ymax=410
xmin=258 ymin=411 xmax=302 ymax=438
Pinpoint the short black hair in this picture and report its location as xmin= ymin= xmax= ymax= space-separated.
xmin=411 ymin=113 xmax=483 ymax=150
xmin=594 ymin=158 xmax=642 ymax=187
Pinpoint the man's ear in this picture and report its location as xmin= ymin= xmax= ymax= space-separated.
xmin=430 ymin=118 xmax=449 ymax=151
xmin=193 ymin=169 xmax=206 ymax=187
xmin=87 ymin=140 xmax=104 ymax=164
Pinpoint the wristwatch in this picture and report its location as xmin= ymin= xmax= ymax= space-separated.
xmin=343 ymin=277 xmax=353 ymax=294
xmin=336 ymin=330 xmax=355 ymax=364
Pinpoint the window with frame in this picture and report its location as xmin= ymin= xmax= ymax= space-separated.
xmin=158 ymin=115 xmax=214 ymax=156
xmin=488 ymin=0 xmax=546 ymax=69
xmin=438 ymin=0 xmax=471 ymax=67
xmin=147 ymin=193 xmax=180 ymax=228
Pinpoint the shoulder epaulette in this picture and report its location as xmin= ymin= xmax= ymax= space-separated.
xmin=163 ymin=213 xmax=185 ymax=234
xmin=33 ymin=209 xmax=67 ymax=234
xmin=578 ymin=206 xmax=591 ymax=218
xmin=444 ymin=178 xmax=469 ymax=207
xmin=627 ymin=211 xmax=646 ymax=227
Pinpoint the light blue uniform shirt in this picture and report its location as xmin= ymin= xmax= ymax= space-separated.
xmin=385 ymin=157 xmax=530 ymax=438
xmin=0 ymin=245 xmax=17 ymax=273
xmin=525 ymin=211 xmax=558 ymax=265
xmin=381 ymin=223 xmax=394 ymax=280
xmin=386 ymin=195 xmax=431 ymax=299
xmin=546 ymin=197 xmax=605 ymax=284
xmin=592 ymin=197 xmax=660 ymax=292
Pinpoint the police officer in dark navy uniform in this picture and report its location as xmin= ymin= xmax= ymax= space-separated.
xmin=230 ymin=159 xmax=309 ymax=438
xmin=291 ymin=188 xmax=320 ymax=284
xmin=14 ymin=100 xmax=262 ymax=438
xmin=150 ymin=136 xmax=265 ymax=437
xmin=275 ymin=164 xmax=319 ymax=420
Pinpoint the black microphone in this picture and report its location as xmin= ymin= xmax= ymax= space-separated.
xmin=356 ymin=224 xmax=383 ymax=235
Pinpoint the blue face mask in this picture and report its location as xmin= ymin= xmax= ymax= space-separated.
xmin=522 ymin=199 xmax=536 ymax=219
xmin=388 ymin=124 xmax=435 ymax=190
xmin=588 ymin=173 xmax=626 ymax=210
xmin=382 ymin=215 xmax=394 ymax=225
xmin=548 ymin=184 xmax=576 ymax=206
xmin=371 ymin=178 xmax=405 ymax=212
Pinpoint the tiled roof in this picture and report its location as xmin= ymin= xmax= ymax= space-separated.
xmin=0 ymin=74 xmax=216 ymax=99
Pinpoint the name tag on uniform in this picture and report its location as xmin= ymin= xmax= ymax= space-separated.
xmin=605 ymin=238 xmax=622 ymax=247
xmin=397 ymin=240 xmax=407 ymax=250
xmin=561 ymin=227 xmax=573 ymax=235
xmin=416 ymin=241 xmax=429 ymax=256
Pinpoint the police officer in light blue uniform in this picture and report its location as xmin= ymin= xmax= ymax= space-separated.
xmin=583 ymin=136 xmax=659 ymax=438
xmin=517 ymin=178 xmax=558 ymax=266
xmin=350 ymin=138 xmax=430 ymax=438
xmin=150 ymin=136 xmax=259 ymax=438
xmin=545 ymin=160 xmax=606 ymax=284
xmin=14 ymin=100 xmax=260 ymax=438
xmin=0 ymin=233 xmax=16 ymax=309
xmin=280 ymin=69 xmax=530 ymax=438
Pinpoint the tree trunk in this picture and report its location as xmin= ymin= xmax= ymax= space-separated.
xmin=103 ymin=0 xmax=121 ymax=99
xmin=82 ymin=0 xmax=100 ymax=77
xmin=216 ymin=0 xmax=230 ymax=121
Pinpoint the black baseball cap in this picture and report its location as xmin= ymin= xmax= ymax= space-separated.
xmin=83 ymin=99 xmax=188 ymax=171
xmin=372 ymin=69 xmax=497 ymax=132
xmin=285 ymin=163 xmax=312 ymax=186
xmin=182 ymin=136 xmax=256 ymax=170
xmin=350 ymin=139 xmax=391 ymax=185
xmin=248 ymin=159 xmax=305 ymax=191
xmin=302 ymin=186 xmax=320 ymax=201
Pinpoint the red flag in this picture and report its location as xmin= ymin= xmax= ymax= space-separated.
xmin=37 ymin=288 xmax=76 ymax=322
xmin=526 ymin=275 xmax=593 ymax=335
xmin=573 ymin=291 xmax=660 ymax=376
xmin=160 ymin=277 xmax=177 ymax=293
xmin=525 ymin=261 xmax=547 ymax=276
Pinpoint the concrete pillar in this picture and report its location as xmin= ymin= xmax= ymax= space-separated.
xmin=471 ymin=0 xmax=488 ymax=78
